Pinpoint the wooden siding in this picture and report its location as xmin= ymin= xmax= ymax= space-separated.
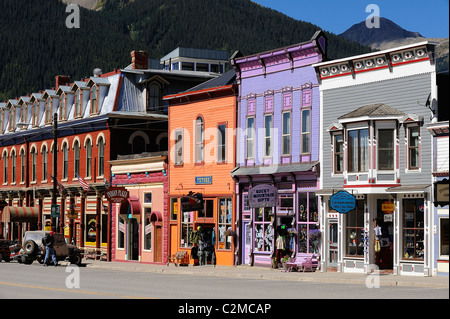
xmin=321 ymin=72 xmax=434 ymax=188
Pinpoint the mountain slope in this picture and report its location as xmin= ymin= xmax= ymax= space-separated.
xmin=0 ymin=0 xmax=372 ymax=100
xmin=339 ymin=17 xmax=423 ymax=46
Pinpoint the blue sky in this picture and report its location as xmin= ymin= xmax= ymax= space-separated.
xmin=252 ymin=0 xmax=449 ymax=38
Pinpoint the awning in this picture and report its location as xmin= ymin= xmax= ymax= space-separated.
xmin=119 ymin=196 xmax=141 ymax=215
xmin=231 ymin=161 xmax=319 ymax=177
xmin=386 ymin=184 xmax=431 ymax=193
xmin=149 ymin=211 xmax=162 ymax=222
xmin=1 ymin=206 xmax=39 ymax=223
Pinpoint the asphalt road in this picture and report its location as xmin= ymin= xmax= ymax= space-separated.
xmin=1 ymin=261 xmax=448 ymax=301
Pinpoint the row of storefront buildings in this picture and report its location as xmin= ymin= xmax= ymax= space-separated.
xmin=0 ymin=31 xmax=448 ymax=276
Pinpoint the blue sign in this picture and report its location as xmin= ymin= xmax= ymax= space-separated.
xmin=195 ymin=176 xmax=212 ymax=185
xmin=330 ymin=191 xmax=356 ymax=214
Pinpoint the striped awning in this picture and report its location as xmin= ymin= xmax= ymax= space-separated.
xmin=1 ymin=206 xmax=39 ymax=223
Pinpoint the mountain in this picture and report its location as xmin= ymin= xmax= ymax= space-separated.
xmin=339 ymin=17 xmax=449 ymax=73
xmin=339 ymin=17 xmax=423 ymax=46
xmin=0 ymin=0 xmax=372 ymax=100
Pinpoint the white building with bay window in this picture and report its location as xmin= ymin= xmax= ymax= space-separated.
xmin=314 ymin=42 xmax=439 ymax=276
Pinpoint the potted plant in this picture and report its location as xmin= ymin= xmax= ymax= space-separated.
xmin=281 ymin=255 xmax=291 ymax=271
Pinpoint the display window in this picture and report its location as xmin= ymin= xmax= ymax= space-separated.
xmin=254 ymin=207 xmax=273 ymax=252
xmin=402 ymin=198 xmax=424 ymax=259
xmin=345 ymin=200 xmax=365 ymax=257
xmin=298 ymin=192 xmax=319 ymax=254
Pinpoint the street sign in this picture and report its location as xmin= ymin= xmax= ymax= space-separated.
xmin=330 ymin=191 xmax=356 ymax=214
xmin=51 ymin=204 xmax=61 ymax=218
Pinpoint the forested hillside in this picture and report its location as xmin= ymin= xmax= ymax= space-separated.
xmin=0 ymin=0 xmax=372 ymax=100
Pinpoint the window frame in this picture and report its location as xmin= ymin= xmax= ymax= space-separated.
xmin=246 ymin=117 xmax=255 ymax=160
xmin=85 ymin=139 xmax=92 ymax=178
xmin=195 ymin=116 xmax=204 ymax=164
xmin=174 ymin=129 xmax=183 ymax=166
xmin=98 ymin=137 xmax=105 ymax=177
xmin=264 ymin=114 xmax=273 ymax=158
xmin=333 ymin=133 xmax=344 ymax=174
xmin=407 ymin=125 xmax=420 ymax=170
xmin=282 ymin=111 xmax=291 ymax=156
xmin=347 ymin=128 xmax=369 ymax=173
xmin=377 ymin=128 xmax=395 ymax=171
xmin=217 ymin=123 xmax=227 ymax=163
xmin=42 ymin=145 xmax=48 ymax=182
xmin=301 ymin=108 xmax=311 ymax=154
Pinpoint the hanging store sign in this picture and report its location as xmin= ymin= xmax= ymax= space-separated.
xmin=382 ymin=201 xmax=395 ymax=213
xmin=434 ymin=179 xmax=449 ymax=207
xmin=181 ymin=192 xmax=204 ymax=212
xmin=330 ymin=191 xmax=356 ymax=214
xmin=248 ymin=184 xmax=278 ymax=208
xmin=105 ymin=187 xmax=129 ymax=204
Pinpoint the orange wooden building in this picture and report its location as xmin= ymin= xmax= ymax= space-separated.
xmin=165 ymin=70 xmax=237 ymax=266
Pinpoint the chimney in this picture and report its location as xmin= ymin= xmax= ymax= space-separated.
xmin=131 ymin=50 xmax=149 ymax=70
xmin=93 ymin=68 xmax=103 ymax=77
xmin=55 ymin=75 xmax=71 ymax=89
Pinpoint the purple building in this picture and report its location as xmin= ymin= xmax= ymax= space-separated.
xmin=231 ymin=31 xmax=327 ymax=267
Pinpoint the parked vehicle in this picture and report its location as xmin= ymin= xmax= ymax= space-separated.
xmin=12 ymin=231 xmax=82 ymax=266
xmin=0 ymin=239 xmax=12 ymax=262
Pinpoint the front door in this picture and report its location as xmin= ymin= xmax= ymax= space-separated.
xmin=328 ymin=220 xmax=338 ymax=268
xmin=155 ymin=226 xmax=162 ymax=263
xmin=242 ymin=221 xmax=252 ymax=265
xmin=128 ymin=218 xmax=139 ymax=261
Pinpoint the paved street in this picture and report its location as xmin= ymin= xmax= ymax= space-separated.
xmin=0 ymin=260 xmax=448 ymax=301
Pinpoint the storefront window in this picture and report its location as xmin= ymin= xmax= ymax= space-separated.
xmin=118 ymin=215 xmax=125 ymax=249
xmin=440 ymin=218 xmax=449 ymax=257
xmin=198 ymin=199 xmax=214 ymax=218
xmin=218 ymin=198 xmax=232 ymax=250
xmin=298 ymin=193 xmax=319 ymax=253
xmin=403 ymin=199 xmax=424 ymax=259
xmin=144 ymin=208 xmax=152 ymax=250
xmin=346 ymin=200 xmax=364 ymax=257
xmin=170 ymin=198 xmax=178 ymax=221
xmin=254 ymin=207 xmax=273 ymax=252
xmin=181 ymin=209 xmax=194 ymax=248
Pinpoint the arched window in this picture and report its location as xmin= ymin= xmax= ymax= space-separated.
xmin=31 ymin=148 xmax=37 ymax=182
xmin=195 ymin=116 xmax=204 ymax=163
xmin=11 ymin=150 xmax=16 ymax=183
xmin=98 ymin=137 xmax=104 ymax=176
xmin=86 ymin=139 xmax=92 ymax=177
xmin=42 ymin=145 xmax=48 ymax=181
xmin=62 ymin=142 xmax=69 ymax=179
xmin=20 ymin=149 xmax=26 ymax=183
xmin=3 ymin=152 xmax=8 ymax=184
xmin=74 ymin=140 xmax=80 ymax=176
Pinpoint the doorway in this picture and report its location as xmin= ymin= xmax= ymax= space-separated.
xmin=128 ymin=218 xmax=139 ymax=261
xmin=328 ymin=220 xmax=338 ymax=268
xmin=375 ymin=199 xmax=394 ymax=270
xmin=154 ymin=226 xmax=162 ymax=263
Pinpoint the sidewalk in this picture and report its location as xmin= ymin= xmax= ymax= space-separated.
xmin=82 ymin=259 xmax=449 ymax=289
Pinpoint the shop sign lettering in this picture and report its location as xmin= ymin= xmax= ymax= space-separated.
xmin=330 ymin=191 xmax=356 ymax=214
xmin=248 ymin=184 xmax=278 ymax=208
xmin=105 ymin=187 xmax=129 ymax=204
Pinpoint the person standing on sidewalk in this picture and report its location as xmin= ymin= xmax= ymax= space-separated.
xmin=43 ymin=231 xmax=58 ymax=267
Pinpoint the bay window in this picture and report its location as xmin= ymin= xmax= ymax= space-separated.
xmin=378 ymin=129 xmax=394 ymax=170
xmin=333 ymin=134 xmax=344 ymax=173
xmin=348 ymin=129 xmax=369 ymax=173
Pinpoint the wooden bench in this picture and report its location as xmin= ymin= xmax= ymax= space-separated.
xmin=167 ymin=251 xmax=190 ymax=267
xmin=285 ymin=253 xmax=318 ymax=272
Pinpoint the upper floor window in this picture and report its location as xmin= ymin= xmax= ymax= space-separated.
xmin=45 ymin=97 xmax=52 ymax=125
xmin=98 ymin=137 xmax=105 ymax=177
xmin=90 ymin=85 xmax=98 ymax=115
xmin=246 ymin=117 xmax=255 ymax=159
xmin=175 ymin=130 xmax=183 ymax=165
xmin=217 ymin=124 xmax=226 ymax=163
xmin=408 ymin=126 xmax=420 ymax=170
xmin=195 ymin=116 xmax=204 ymax=163
xmin=282 ymin=112 xmax=291 ymax=156
xmin=9 ymin=107 xmax=15 ymax=131
xmin=74 ymin=89 xmax=82 ymax=118
xmin=86 ymin=139 xmax=92 ymax=178
xmin=3 ymin=152 xmax=8 ymax=184
xmin=348 ymin=129 xmax=369 ymax=173
xmin=42 ymin=145 xmax=48 ymax=181
xmin=74 ymin=140 xmax=80 ymax=176
xmin=334 ymin=134 xmax=344 ymax=174
xmin=147 ymin=82 xmax=161 ymax=112
xmin=31 ymin=148 xmax=37 ymax=182
xmin=377 ymin=129 xmax=395 ymax=171
xmin=60 ymin=93 xmax=67 ymax=120
xmin=264 ymin=114 xmax=272 ymax=158
xmin=301 ymin=109 xmax=310 ymax=154
xmin=11 ymin=150 xmax=16 ymax=184
xmin=32 ymin=100 xmax=39 ymax=127
xmin=20 ymin=149 xmax=25 ymax=183
xmin=62 ymin=142 xmax=69 ymax=179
